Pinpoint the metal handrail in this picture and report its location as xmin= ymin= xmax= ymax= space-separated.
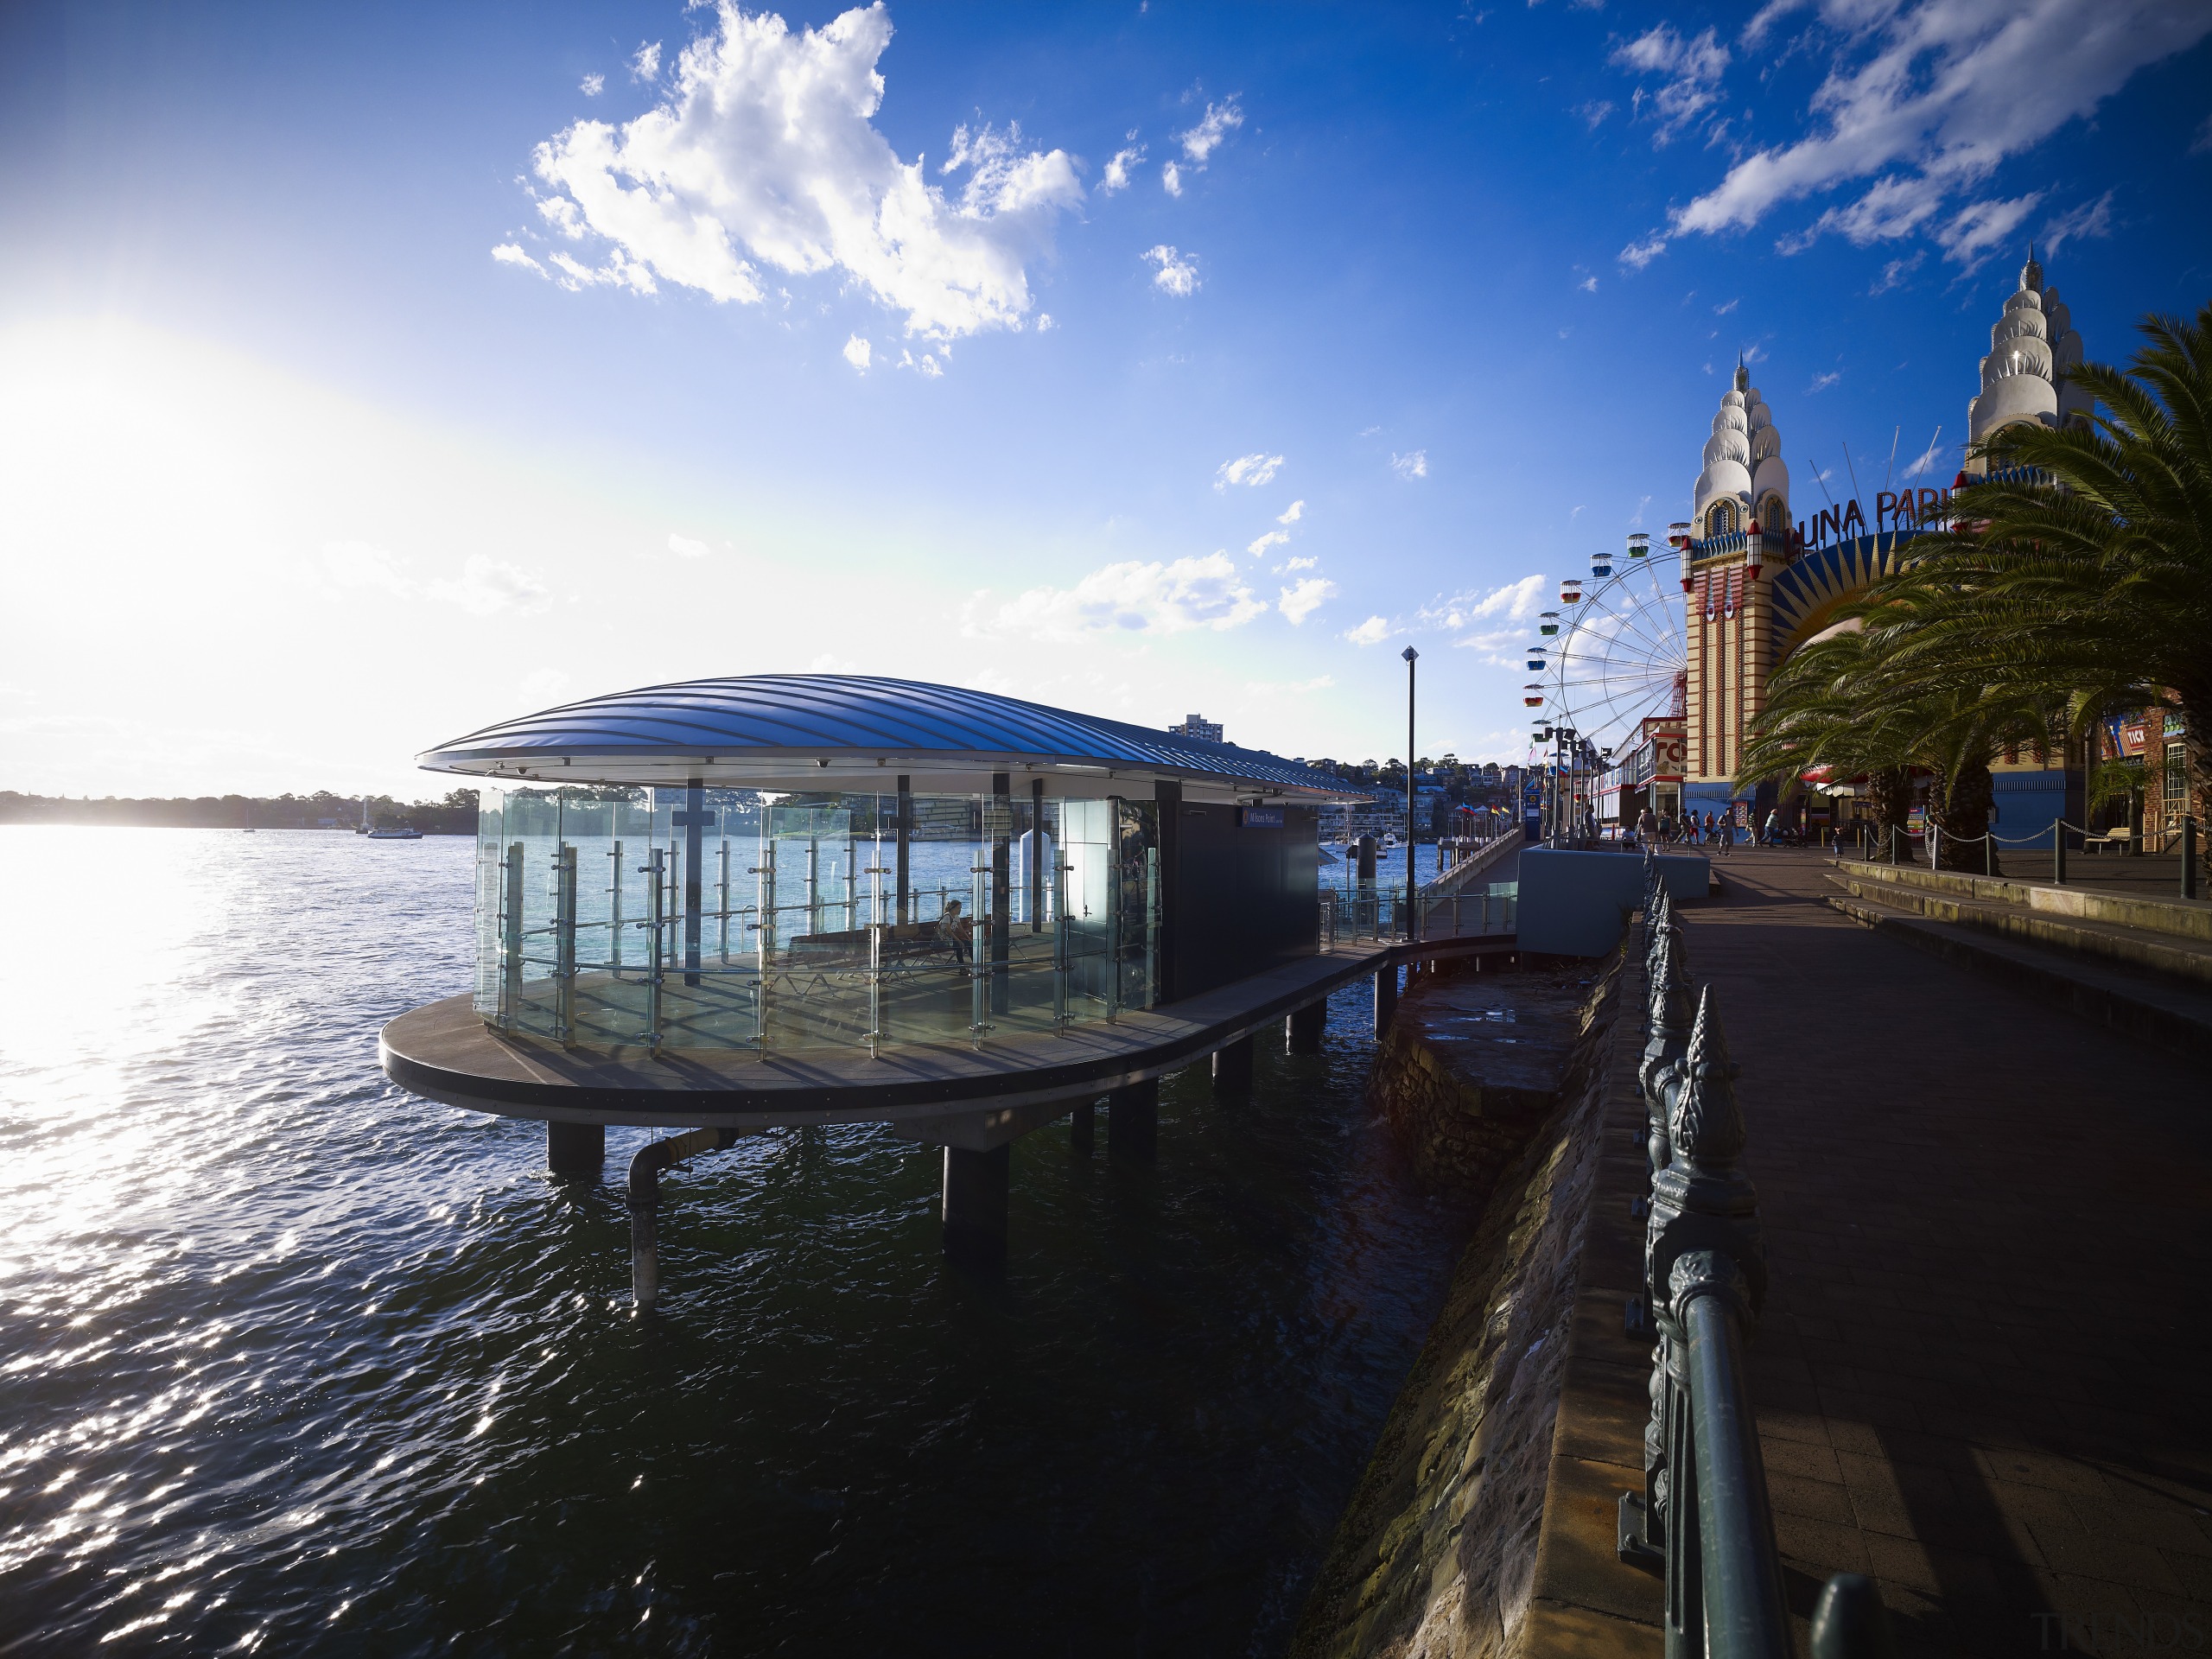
xmin=1622 ymin=847 xmax=1896 ymax=1656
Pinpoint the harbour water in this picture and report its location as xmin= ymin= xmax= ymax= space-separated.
xmin=0 ymin=827 xmax=1474 ymax=1656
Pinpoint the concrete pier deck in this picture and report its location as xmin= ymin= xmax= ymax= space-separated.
xmin=384 ymin=938 xmax=1497 ymax=1129
xmin=1681 ymin=851 xmax=2212 ymax=1656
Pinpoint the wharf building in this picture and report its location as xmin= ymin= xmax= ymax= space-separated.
xmin=1638 ymin=254 xmax=2090 ymax=838
xmin=378 ymin=675 xmax=1515 ymax=1294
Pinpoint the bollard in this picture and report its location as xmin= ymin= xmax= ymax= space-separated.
xmin=1984 ymin=831 xmax=1993 ymax=878
xmin=2184 ymin=816 xmax=2199 ymax=902
xmin=2053 ymin=819 xmax=2066 ymax=887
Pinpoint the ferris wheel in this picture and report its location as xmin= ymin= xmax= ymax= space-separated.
xmin=1522 ymin=531 xmax=1689 ymax=766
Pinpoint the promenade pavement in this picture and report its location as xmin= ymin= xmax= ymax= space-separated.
xmin=1677 ymin=852 xmax=2212 ymax=1658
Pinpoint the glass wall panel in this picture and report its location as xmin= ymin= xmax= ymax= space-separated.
xmin=471 ymin=785 xmax=1164 ymax=1056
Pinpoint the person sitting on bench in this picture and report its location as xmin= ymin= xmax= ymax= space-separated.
xmin=938 ymin=899 xmax=974 ymax=964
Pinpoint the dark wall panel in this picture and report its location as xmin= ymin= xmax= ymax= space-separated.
xmin=1165 ymin=804 xmax=1320 ymax=1003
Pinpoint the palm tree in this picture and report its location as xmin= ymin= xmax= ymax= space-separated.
xmin=1845 ymin=301 xmax=2212 ymax=821
xmin=1740 ymin=624 xmax=2052 ymax=872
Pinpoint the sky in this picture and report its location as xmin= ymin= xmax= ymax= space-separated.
xmin=3 ymin=0 xmax=2209 ymax=799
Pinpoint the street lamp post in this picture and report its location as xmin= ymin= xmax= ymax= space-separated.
xmin=1402 ymin=646 xmax=1419 ymax=938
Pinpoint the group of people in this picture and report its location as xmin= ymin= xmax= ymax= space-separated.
xmin=1632 ymin=804 xmax=1785 ymax=853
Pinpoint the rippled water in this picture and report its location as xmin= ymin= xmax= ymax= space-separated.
xmin=0 ymin=827 xmax=1471 ymax=1656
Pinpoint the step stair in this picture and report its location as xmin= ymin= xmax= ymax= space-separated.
xmin=1821 ymin=876 xmax=2212 ymax=1060
xmin=1827 ymin=861 xmax=2212 ymax=990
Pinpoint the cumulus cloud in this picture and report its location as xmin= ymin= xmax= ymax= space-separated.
xmin=1280 ymin=555 xmax=1319 ymax=571
xmin=1215 ymin=453 xmax=1283 ymax=490
xmin=1427 ymin=575 xmax=1547 ymax=633
xmin=1345 ymin=615 xmax=1392 ymax=646
xmin=524 ymin=3 xmax=1081 ymax=340
xmin=1247 ymin=529 xmax=1290 ymax=557
xmin=1279 ymin=577 xmax=1337 ymax=625
xmin=632 ymin=40 xmax=662 ymax=80
xmin=1669 ymin=0 xmax=2209 ymax=266
xmin=668 ymin=533 xmax=711 ymax=558
xmin=1611 ymin=24 xmax=1729 ymax=146
xmin=581 ymin=73 xmax=605 ymax=97
xmin=1178 ymin=98 xmax=1243 ymax=163
xmin=492 ymin=243 xmax=548 ymax=276
xmin=843 ymin=334 xmax=873 ymax=371
xmin=1101 ymin=140 xmax=1144 ymax=193
xmin=1276 ymin=499 xmax=1305 ymax=524
xmin=1160 ymin=161 xmax=1183 ymax=197
xmin=1579 ymin=274 xmax=1599 ymax=293
xmin=1618 ymin=233 xmax=1668 ymax=270
xmin=965 ymin=553 xmax=1265 ymax=639
xmin=1144 ymin=243 xmax=1198 ymax=295
xmin=1390 ymin=450 xmax=1428 ymax=480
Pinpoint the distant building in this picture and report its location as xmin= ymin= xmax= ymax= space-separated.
xmin=1169 ymin=714 xmax=1224 ymax=743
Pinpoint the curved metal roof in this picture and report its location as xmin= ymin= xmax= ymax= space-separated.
xmin=418 ymin=674 xmax=1355 ymax=799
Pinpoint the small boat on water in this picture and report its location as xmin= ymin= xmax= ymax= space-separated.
xmin=365 ymin=825 xmax=423 ymax=841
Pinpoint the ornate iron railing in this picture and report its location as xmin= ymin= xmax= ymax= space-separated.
xmin=1619 ymin=849 xmax=1900 ymax=1657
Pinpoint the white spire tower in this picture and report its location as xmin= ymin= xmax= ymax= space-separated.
xmin=1964 ymin=251 xmax=2089 ymax=475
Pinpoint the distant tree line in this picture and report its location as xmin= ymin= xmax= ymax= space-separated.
xmin=0 ymin=788 xmax=482 ymax=835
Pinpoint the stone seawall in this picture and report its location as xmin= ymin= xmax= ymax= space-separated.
xmin=1292 ymin=950 xmax=1662 ymax=1659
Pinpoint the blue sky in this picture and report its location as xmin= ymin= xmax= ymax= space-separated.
xmin=4 ymin=0 xmax=2209 ymax=798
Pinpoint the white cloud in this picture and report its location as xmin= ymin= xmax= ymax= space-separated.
xmin=435 ymin=556 xmax=550 ymax=615
xmin=1618 ymin=233 xmax=1668 ymax=270
xmin=842 ymin=334 xmax=873 ymax=371
xmin=1713 ymin=296 xmax=1738 ymax=314
xmin=2042 ymin=188 xmax=2114 ymax=253
xmin=1579 ymin=274 xmax=1599 ymax=292
xmin=528 ymin=3 xmax=1081 ymax=340
xmin=1214 ymin=453 xmax=1283 ymax=490
xmin=1671 ymin=0 xmax=2209 ymax=264
xmin=1276 ymin=499 xmax=1305 ymax=524
xmin=581 ymin=73 xmax=605 ymax=97
xmin=1247 ymin=528 xmax=1290 ymax=557
xmin=321 ymin=543 xmax=548 ymax=615
xmin=548 ymin=248 xmax=657 ymax=294
xmin=1808 ymin=371 xmax=1841 ymax=393
xmin=1743 ymin=0 xmax=1812 ymax=49
xmin=1178 ymin=98 xmax=1243 ymax=163
xmin=1611 ymin=24 xmax=1730 ymax=145
xmin=1143 ymin=243 xmax=1199 ymax=296
xmin=1278 ymin=577 xmax=1336 ymax=625
xmin=1345 ymin=615 xmax=1392 ymax=646
xmin=1035 ymin=312 xmax=1054 ymax=331
xmin=1903 ymin=438 xmax=1945 ymax=478
xmin=1937 ymin=192 xmax=2041 ymax=264
xmin=1427 ymin=574 xmax=1546 ymax=632
xmin=1281 ymin=555 xmax=1319 ymax=571
xmin=1101 ymin=142 xmax=1145 ymax=194
xmin=1390 ymin=449 xmax=1428 ymax=480
xmin=632 ymin=40 xmax=662 ymax=81
xmin=1578 ymin=100 xmax=1614 ymax=130
xmin=668 ymin=533 xmax=711 ymax=558
xmin=965 ymin=553 xmax=1265 ymax=639
xmin=1871 ymin=251 xmax=1923 ymax=292
xmin=491 ymin=243 xmax=547 ymax=276
xmin=1160 ymin=161 xmax=1183 ymax=197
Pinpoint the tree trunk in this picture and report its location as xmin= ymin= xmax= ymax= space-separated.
xmin=1869 ymin=766 xmax=1912 ymax=859
xmin=1930 ymin=755 xmax=1999 ymax=874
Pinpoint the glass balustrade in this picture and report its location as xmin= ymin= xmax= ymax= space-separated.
xmin=472 ymin=786 xmax=1159 ymax=1056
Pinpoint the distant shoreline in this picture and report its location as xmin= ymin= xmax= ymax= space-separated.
xmin=0 ymin=791 xmax=478 ymax=835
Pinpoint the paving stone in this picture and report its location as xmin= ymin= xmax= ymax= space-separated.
xmin=1672 ymin=855 xmax=2212 ymax=1651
